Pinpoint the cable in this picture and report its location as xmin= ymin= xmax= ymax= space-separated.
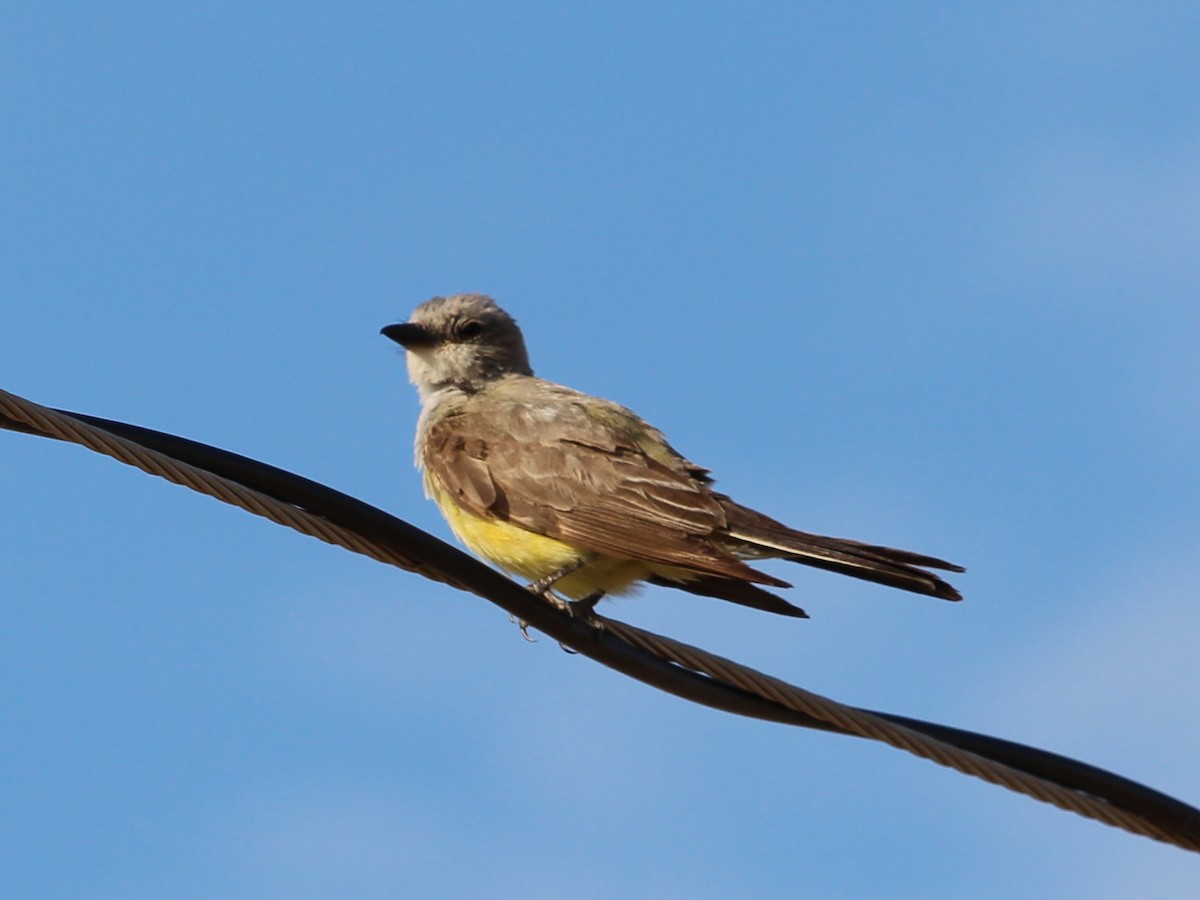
xmin=2 ymin=387 xmax=1198 ymax=852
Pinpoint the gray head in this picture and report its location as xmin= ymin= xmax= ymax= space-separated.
xmin=381 ymin=294 xmax=533 ymax=398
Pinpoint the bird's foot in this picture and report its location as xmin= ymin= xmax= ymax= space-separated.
xmin=555 ymin=593 xmax=606 ymax=653
xmin=516 ymin=585 xmax=606 ymax=647
xmin=526 ymin=555 xmax=595 ymax=596
xmin=507 ymin=612 xmax=537 ymax=642
xmin=566 ymin=592 xmax=605 ymax=626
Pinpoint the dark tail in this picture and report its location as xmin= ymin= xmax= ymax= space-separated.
xmin=649 ymin=574 xmax=809 ymax=618
xmin=718 ymin=497 xmax=964 ymax=601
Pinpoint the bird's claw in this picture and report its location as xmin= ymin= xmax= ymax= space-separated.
xmin=515 ymin=586 xmax=606 ymax=643
xmin=507 ymin=612 xmax=537 ymax=642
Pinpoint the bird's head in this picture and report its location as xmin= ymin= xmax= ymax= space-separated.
xmin=382 ymin=294 xmax=533 ymax=398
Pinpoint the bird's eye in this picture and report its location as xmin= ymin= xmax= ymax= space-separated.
xmin=457 ymin=320 xmax=484 ymax=339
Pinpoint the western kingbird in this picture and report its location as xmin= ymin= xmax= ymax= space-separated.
xmin=383 ymin=294 xmax=962 ymax=619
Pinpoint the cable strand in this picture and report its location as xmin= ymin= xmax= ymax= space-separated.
xmin=2 ymin=386 xmax=1196 ymax=853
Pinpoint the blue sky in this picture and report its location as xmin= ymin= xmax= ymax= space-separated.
xmin=3 ymin=3 xmax=1199 ymax=896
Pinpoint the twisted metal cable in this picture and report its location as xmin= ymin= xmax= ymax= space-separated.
xmin=0 ymin=388 xmax=461 ymax=588
xmin=2 ymin=385 xmax=1197 ymax=853
xmin=602 ymin=618 xmax=1189 ymax=847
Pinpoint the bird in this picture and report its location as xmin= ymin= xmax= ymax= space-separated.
xmin=382 ymin=294 xmax=962 ymax=620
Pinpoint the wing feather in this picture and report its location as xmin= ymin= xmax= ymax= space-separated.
xmin=422 ymin=384 xmax=785 ymax=586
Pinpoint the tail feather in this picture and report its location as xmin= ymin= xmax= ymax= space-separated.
xmin=649 ymin=574 xmax=809 ymax=619
xmin=718 ymin=497 xmax=963 ymax=601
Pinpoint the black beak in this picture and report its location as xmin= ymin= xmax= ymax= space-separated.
xmin=381 ymin=322 xmax=438 ymax=348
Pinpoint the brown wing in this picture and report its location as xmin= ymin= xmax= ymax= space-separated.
xmin=718 ymin=496 xmax=963 ymax=600
xmin=422 ymin=388 xmax=787 ymax=587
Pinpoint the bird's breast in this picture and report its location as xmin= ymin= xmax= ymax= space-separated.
xmin=425 ymin=476 xmax=658 ymax=599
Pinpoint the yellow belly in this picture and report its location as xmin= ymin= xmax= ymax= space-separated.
xmin=430 ymin=481 xmax=662 ymax=599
